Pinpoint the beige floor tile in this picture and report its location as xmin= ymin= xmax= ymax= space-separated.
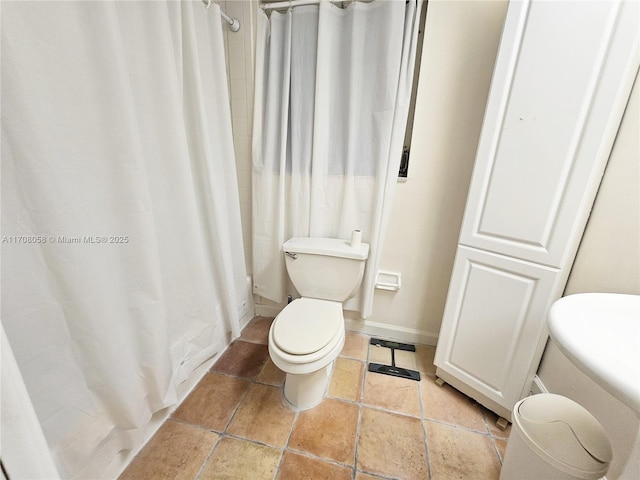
xmin=288 ymin=398 xmax=358 ymax=466
xmin=425 ymin=421 xmax=501 ymax=480
xmin=240 ymin=316 xmax=274 ymax=345
xmin=363 ymin=371 xmax=421 ymax=417
xmin=120 ymin=420 xmax=218 ymax=480
xmin=227 ymin=383 xmax=296 ymax=447
xmin=210 ymin=340 xmax=269 ymax=380
xmin=341 ymin=331 xmax=370 ymax=361
xmin=328 ymin=357 xmax=364 ymax=402
xmin=357 ymin=408 xmax=429 ymax=480
xmin=256 ymin=358 xmax=286 ymax=387
xmin=199 ymin=436 xmax=281 ymax=480
xmin=172 ymin=373 xmax=249 ymax=431
xmin=421 ymin=376 xmax=488 ymax=433
xmin=123 ymin=324 xmax=508 ymax=480
xmin=277 ymin=451 xmax=352 ymax=480
xmin=416 ymin=345 xmax=437 ymax=376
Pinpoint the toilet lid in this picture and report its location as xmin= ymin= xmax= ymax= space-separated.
xmin=273 ymin=298 xmax=343 ymax=355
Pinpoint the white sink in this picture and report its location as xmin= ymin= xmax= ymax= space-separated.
xmin=548 ymin=293 xmax=640 ymax=417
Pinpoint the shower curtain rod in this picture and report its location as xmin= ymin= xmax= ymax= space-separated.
xmin=261 ymin=0 xmax=370 ymax=11
xmin=203 ymin=0 xmax=241 ymax=31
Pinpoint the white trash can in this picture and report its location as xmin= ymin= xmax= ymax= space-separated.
xmin=500 ymin=393 xmax=612 ymax=480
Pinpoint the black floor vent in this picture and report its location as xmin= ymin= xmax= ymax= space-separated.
xmin=367 ymin=338 xmax=421 ymax=381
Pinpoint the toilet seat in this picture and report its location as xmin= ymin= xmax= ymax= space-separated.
xmin=273 ymin=298 xmax=342 ymax=355
xmin=268 ymin=298 xmax=345 ymax=375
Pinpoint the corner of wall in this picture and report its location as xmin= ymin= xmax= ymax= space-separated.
xmin=222 ymin=0 xmax=256 ymax=278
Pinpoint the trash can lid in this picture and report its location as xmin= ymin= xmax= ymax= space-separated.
xmin=514 ymin=394 xmax=612 ymax=479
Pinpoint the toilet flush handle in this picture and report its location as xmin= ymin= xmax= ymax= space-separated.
xmin=285 ymin=252 xmax=298 ymax=260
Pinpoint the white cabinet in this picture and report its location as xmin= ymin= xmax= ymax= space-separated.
xmin=434 ymin=0 xmax=639 ymax=421
xmin=436 ymin=247 xmax=559 ymax=418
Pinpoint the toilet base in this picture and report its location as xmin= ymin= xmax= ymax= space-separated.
xmin=284 ymin=364 xmax=332 ymax=410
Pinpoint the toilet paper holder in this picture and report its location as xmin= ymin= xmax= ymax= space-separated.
xmin=375 ymin=270 xmax=401 ymax=291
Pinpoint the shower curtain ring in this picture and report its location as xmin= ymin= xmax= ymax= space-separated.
xmin=203 ymin=0 xmax=212 ymax=10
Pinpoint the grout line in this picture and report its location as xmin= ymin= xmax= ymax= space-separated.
xmin=418 ymin=360 xmax=433 ymax=480
xmin=352 ymin=403 xmax=363 ymax=480
xmin=274 ymin=388 xmax=301 ymax=479
xmin=193 ymin=428 xmax=223 ymax=480
xmin=168 ymin=417 xmax=225 ymax=435
xmin=220 ymin=379 xmax=252 ymax=432
xmin=221 ymin=431 xmax=286 ymax=452
xmin=285 ymin=447 xmax=356 ymax=471
xmin=350 ymin=342 xmax=369 ymax=479
xmin=360 ymin=402 xmax=422 ymax=419
xmin=482 ymin=410 xmax=508 ymax=466
xmin=423 ymin=416 xmax=497 ymax=437
xmin=491 ymin=436 xmax=505 ymax=466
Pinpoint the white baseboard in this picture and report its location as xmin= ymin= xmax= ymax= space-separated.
xmin=238 ymin=276 xmax=257 ymax=331
xmin=344 ymin=317 xmax=438 ymax=346
xmin=254 ymin=303 xmax=283 ymax=318
xmin=239 ymin=312 xmax=253 ymax=332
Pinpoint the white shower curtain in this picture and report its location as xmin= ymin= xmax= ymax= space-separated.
xmin=252 ymin=0 xmax=422 ymax=317
xmin=1 ymin=1 xmax=246 ymax=478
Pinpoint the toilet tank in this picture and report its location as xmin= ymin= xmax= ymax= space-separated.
xmin=283 ymin=237 xmax=369 ymax=302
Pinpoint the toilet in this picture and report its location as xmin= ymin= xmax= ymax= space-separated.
xmin=268 ymin=236 xmax=369 ymax=410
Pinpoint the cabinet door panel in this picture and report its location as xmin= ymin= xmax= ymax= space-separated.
xmin=435 ymin=247 xmax=558 ymax=411
xmin=460 ymin=0 xmax=638 ymax=267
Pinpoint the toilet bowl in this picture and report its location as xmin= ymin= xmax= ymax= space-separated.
xmin=269 ymin=298 xmax=345 ymax=409
xmin=267 ymin=236 xmax=369 ymax=410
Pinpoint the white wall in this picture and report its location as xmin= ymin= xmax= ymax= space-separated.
xmin=220 ymin=0 xmax=257 ymax=323
xmin=220 ymin=0 xmax=255 ymax=275
xmin=355 ymin=0 xmax=510 ymax=344
xmin=563 ymin=72 xmax=640 ymax=296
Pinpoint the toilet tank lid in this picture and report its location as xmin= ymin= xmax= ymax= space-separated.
xmin=283 ymin=237 xmax=369 ymax=260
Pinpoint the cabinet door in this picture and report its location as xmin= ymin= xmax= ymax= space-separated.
xmin=459 ymin=0 xmax=639 ymax=268
xmin=434 ymin=246 xmax=559 ymax=417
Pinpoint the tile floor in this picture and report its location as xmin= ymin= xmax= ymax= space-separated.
xmin=120 ymin=316 xmax=511 ymax=480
